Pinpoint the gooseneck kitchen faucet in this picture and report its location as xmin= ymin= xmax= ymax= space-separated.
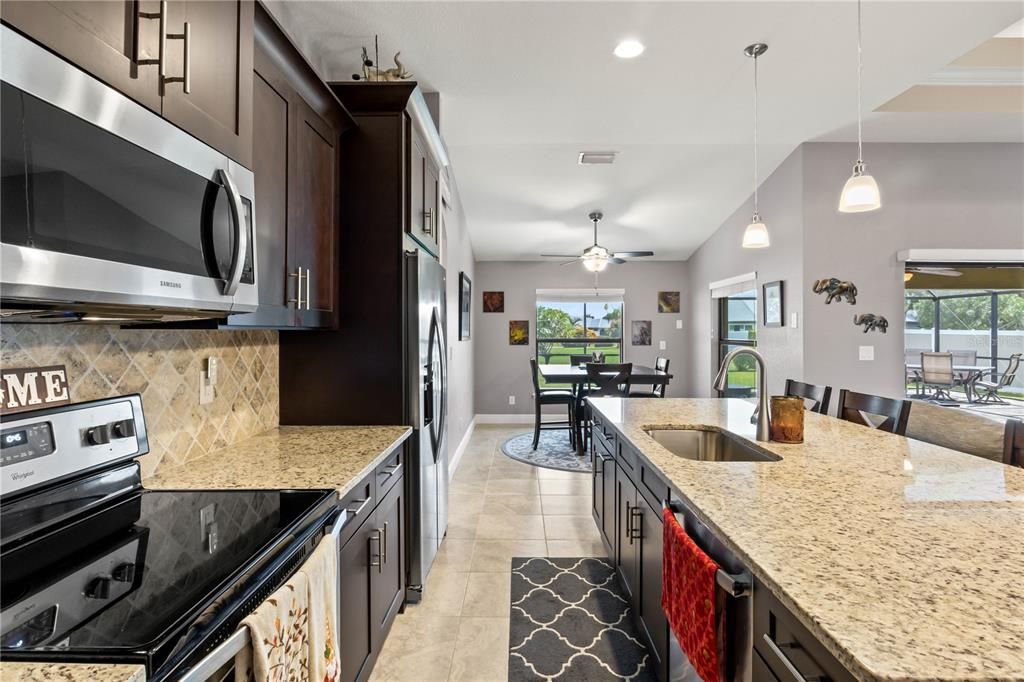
xmin=714 ymin=347 xmax=771 ymax=441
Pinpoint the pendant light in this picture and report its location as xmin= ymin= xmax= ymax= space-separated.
xmin=742 ymin=43 xmax=770 ymax=249
xmin=838 ymin=0 xmax=881 ymax=213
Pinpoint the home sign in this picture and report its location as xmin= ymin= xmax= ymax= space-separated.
xmin=1 ymin=365 xmax=71 ymax=415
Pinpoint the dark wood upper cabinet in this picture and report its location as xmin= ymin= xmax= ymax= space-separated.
xmin=1 ymin=1 xmax=162 ymax=112
xmin=2 ymin=0 xmax=253 ymax=167
xmin=226 ymin=2 xmax=353 ymax=329
xmin=160 ymin=0 xmax=254 ymax=168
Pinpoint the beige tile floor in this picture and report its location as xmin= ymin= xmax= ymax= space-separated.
xmin=368 ymin=425 xmax=605 ymax=682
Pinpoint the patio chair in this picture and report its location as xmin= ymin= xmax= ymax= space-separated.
xmin=973 ymin=353 xmax=1022 ymax=405
xmin=920 ymin=352 xmax=959 ymax=402
xmin=904 ymin=350 xmax=924 ymax=396
xmin=950 ymin=349 xmax=978 ymax=384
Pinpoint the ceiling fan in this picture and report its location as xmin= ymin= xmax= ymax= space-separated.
xmin=541 ymin=212 xmax=654 ymax=272
xmin=904 ymin=266 xmax=963 ymax=282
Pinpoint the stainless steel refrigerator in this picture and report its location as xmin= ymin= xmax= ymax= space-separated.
xmin=404 ymin=249 xmax=448 ymax=601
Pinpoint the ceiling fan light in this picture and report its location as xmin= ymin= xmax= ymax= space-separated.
xmin=583 ymin=256 xmax=609 ymax=272
xmin=742 ymin=217 xmax=770 ymax=249
xmin=838 ymin=167 xmax=881 ymax=213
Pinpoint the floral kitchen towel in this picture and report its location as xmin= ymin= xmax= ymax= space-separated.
xmin=301 ymin=534 xmax=341 ymax=682
xmin=236 ymin=571 xmax=311 ymax=682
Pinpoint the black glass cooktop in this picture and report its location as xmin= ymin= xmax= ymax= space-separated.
xmin=0 ymin=486 xmax=332 ymax=659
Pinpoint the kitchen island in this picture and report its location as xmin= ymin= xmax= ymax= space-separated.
xmin=589 ymin=397 xmax=1024 ymax=682
xmin=0 ymin=663 xmax=145 ymax=682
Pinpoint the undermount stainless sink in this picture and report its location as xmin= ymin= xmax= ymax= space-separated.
xmin=645 ymin=428 xmax=781 ymax=463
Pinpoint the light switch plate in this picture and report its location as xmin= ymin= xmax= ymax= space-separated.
xmin=508 ymin=395 xmax=516 ymax=406
xmin=199 ymin=373 xmax=215 ymax=405
xmin=859 ymin=345 xmax=875 ymax=361
xmin=675 ymin=320 xmax=683 ymax=330
xmin=659 ymin=340 xmax=666 ymax=350
xmin=206 ymin=357 xmax=218 ymax=385
xmin=790 ymin=313 xmax=799 ymax=328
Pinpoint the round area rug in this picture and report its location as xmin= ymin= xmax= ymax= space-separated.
xmin=501 ymin=431 xmax=592 ymax=473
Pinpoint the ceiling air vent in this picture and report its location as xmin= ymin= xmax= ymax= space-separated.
xmin=578 ymin=151 xmax=617 ymax=165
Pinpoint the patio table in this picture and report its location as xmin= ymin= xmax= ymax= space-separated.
xmin=905 ymin=363 xmax=995 ymax=403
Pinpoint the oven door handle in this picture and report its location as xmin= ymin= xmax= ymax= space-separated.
xmin=217 ymin=168 xmax=247 ymax=297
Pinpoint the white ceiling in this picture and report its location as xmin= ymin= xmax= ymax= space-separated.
xmin=267 ymin=1 xmax=1024 ymax=261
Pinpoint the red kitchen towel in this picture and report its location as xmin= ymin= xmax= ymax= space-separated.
xmin=662 ymin=506 xmax=726 ymax=682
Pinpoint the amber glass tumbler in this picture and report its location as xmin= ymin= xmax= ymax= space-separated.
xmin=770 ymin=396 xmax=804 ymax=444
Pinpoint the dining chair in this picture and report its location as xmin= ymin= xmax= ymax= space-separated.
xmin=529 ymin=358 xmax=576 ymax=451
xmin=629 ymin=357 xmax=670 ymax=398
xmin=784 ymin=379 xmax=832 ymax=415
xmin=585 ymin=362 xmax=633 ymax=397
xmin=973 ymin=353 xmax=1021 ymax=404
xmin=920 ymin=352 xmax=959 ymax=402
xmin=836 ymin=389 xmax=911 ymax=435
xmin=1003 ymin=418 xmax=1024 ymax=468
xmin=569 ymin=354 xmax=594 ymax=367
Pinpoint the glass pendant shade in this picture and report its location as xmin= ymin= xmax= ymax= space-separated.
xmin=838 ymin=166 xmax=881 ymax=213
xmin=742 ymin=217 xmax=770 ymax=249
xmin=583 ymin=256 xmax=608 ymax=272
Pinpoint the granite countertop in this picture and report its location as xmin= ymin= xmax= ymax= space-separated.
xmin=589 ymin=398 xmax=1024 ymax=682
xmin=147 ymin=425 xmax=413 ymax=495
xmin=0 ymin=663 xmax=145 ymax=682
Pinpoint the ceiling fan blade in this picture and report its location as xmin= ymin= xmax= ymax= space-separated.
xmin=559 ymin=258 xmax=582 ymax=266
xmin=608 ymin=258 xmax=627 ymax=265
xmin=541 ymin=254 xmax=582 ymax=258
xmin=612 ymin=251 xmax=654 ymax=258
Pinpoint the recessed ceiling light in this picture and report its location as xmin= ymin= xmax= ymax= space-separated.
xmin=614 ymin=39 xmax=644 ymax=59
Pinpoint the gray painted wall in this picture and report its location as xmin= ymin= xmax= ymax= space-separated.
xmin=473 ymin=261 xmax=688 ymax=415
xmin=801 ymin=142 xmax=1024 ymax=402
xmin=682 ymin=141 xmax=1024 ymax=408
xmin=682 ymin=147 xmax=806 ymax=398
xmin=443 ymin=194 xmax=476 ymax=450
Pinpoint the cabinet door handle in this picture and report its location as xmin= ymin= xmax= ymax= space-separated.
xmin=369 ymin=530 xmax=382 ymax=570
xmin=305 ymin=266 xmax=311 ymax=310
xmin=346 ymin=496 xmax=371 ymax=517
xmin=164 ymin=13 xmax=191 ymax=94
xmin=382 ymin=521 xmax=389 ymax=565
xmin=288 ymin=267 xmax=305 ymax=309
xmin=629 ymin=506 xmax=643 ymax=540
xmin=135 ymin=2 xmax=164 ymax=67
xmin=625 ymin=501 xmax=634 ymax=545
xmin=423 ymin=209 xmax=433 ymax=235
xmin=761 ymin=634 xmax=827 ymax=682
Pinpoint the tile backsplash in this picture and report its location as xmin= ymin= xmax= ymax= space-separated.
xmin=1 ymin=324 xmax=279 ymax=478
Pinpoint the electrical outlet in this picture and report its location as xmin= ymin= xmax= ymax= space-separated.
xmin=675 ymin=319 xmax=683 ymax=330
xmin=206 ymin=357 xmax=218 ymax=385
xmin=659 ymin=340 xmax=667 ymax=350
xmin=859 ymin=345 xmax=875 ymax=361
xmin=508 ymin=395 xmax=516 ymax=406
xmin=199 ymin=371 xmax=215 ymax=405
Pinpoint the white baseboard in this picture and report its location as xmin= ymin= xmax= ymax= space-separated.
xmin=448 ymin=416 xmax=477 ymax=479
xmin=474 ymin=413 xmax=534 ymax=424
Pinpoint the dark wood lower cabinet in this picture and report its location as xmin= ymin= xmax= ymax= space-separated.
xmin=338 ymin=477 xmax=405 ymax=682
xmin=592 ymin=444 xmax=615 ymax=552
xmin=636 ymin=494 xmax=667 ymax=676
xmin=615 ymin=464 xmax=640 ymax=603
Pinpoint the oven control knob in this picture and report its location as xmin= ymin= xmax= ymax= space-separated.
xmin=85 ymin=576 xmax=112 ymax=599
xmin=111 ymin=419 xmax=136 ymax=439
xmin=112 ymin=563 xmax=136 ymax=583
xmin=85 ymin=425 xmax=112 ymax=446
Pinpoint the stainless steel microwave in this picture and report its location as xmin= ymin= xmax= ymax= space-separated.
xmin=0 ymin=26 xmax=258 ymax=323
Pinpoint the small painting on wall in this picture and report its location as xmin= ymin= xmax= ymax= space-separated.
xmin=631 ymin=320 xmax=652 ymax=346
xmin=459 ymin=272 xmax=472 ymax=340
xmin=509 ymin=320 xmax=529 ymax=345
xmin=657 ymin=291 xmax=680 ymax=314
xmin=762 ymin=280 xmax=784 ymax=327
xmin=482 ymin=291 xmax=504 ymax=313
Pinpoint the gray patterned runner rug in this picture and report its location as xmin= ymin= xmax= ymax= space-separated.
xmin=508 ymin=557 xmax=656 ymax=681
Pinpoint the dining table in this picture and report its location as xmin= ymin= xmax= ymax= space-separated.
xmin=905 ymin=363 xmax=994 ymax=402
xmin=537 ymin=363 xmax=674 ymax=454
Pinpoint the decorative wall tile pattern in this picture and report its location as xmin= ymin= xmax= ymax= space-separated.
xmin=1 ymin=324 xmax=279 ymax=478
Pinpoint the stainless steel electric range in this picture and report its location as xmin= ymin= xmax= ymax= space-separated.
xmin=0 ymin=394 xmax=337 ymax=680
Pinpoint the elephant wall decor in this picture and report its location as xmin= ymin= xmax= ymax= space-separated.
xmin=812 ymin=278 xmax=858 ymax=305
xmin=853 ymin=314 xmax=888 ymax=333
